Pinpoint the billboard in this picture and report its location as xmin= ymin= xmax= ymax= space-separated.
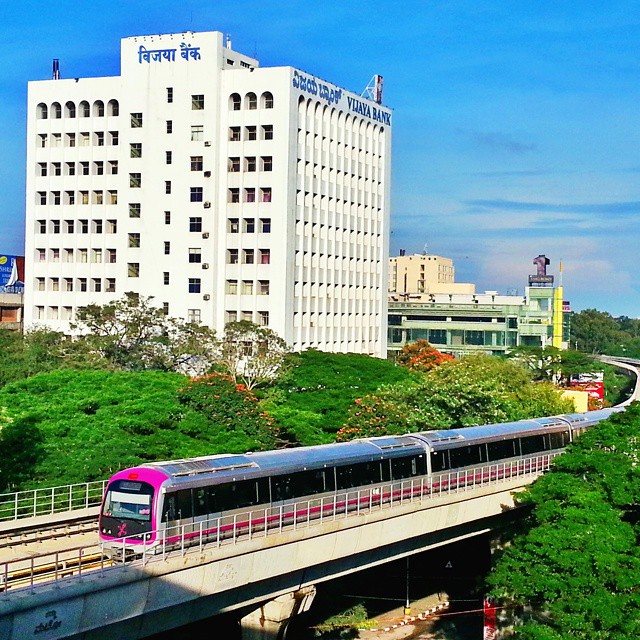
xmin=0 ymin=255 xmax=24 ymax=294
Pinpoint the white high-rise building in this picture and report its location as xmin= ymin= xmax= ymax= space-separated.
xmin=25 ymin=30 xmax=392 ymax=356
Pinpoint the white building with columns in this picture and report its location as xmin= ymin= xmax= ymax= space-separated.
xmin=25 ymin=30 xmax=391 ymax=356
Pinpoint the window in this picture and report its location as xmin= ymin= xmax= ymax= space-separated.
xmin=78 ymin=278 xmax=87 ymax=292
xmin=92 ymin=219 xmax=102 ymax=234
xmin=107 ymin=160 xmax=118 ymax=175
xmin=262 ymin=92 xmax=274 ymax=109
xmin=258 ymin=311 xmax=269 ymax=326
xmin=228 ymin=157 xmax=240 ymax=172
xmin=108 ymin=190 xmax=118 ymax=204
xmin=36 ymin=248 xmax=46 ymax=262
xmin=229 ymin=126 xmax=240 ymax=141
xmin=189 ymin=217 xmax=202 ymax=232
xmin=52 ymin=192 xmax=61 ymax=206
xmin=36 ymin=277 xmax=45 ymax=291
xmin=262 ymin=124 xmax=273 ymax=140
xmin=167 ymin=87 xmax=173 ymax=103
xmin=188 ymin=248 xmax=202 ymax=263
xmin=52 ymin=102 xmax=62 ymax=118
xmin=188 ymin=278 xmax=201 ymax=293
xmin=92 ymin=278 xmax=102 ymax=292
xmin=107 ymin=249 xmax=117 ymax=263
xmin=259 ymin=249 xmax=271 ymax=264
xmin=80 ymin=161 xmax=90 ymax=176
xmin=92 ymin=249 xmax=102 ymax=263
xmin=258 ymin=280 xmax=270 ymax=295
xmin=50 ymin=248 xmax=60 ymax=262
xmin=93 ymin=191 xmax=103 ymax=205
xmin=80 ymin=191 xmax=89 ymax=205
xmin=129 ymin=203 xmax=141 ymax=218
xmin=79 ymin=132 xmax=90 ymax=147
xmin=37 ymin=103 xmax=48 ymax=119
xmin=261 ymin=156 xmax=273 ymax=171
xmin=108 ymin=99 xmax=119 ymax=116
xmin=190 ymin=187 xmax=203 ymax=202
xmin=79 ymin=219 xmax=89 ymax=233
xmin=106 ymin=278 xmax=116 ymax=293
xmin=109 ymin=131 xmax=119 ymax=146
xmin=245 ymin=126 xmax=257 ymax=141
xmin=246 ymin=156 xmax=256 ymax=172
xmin=78 ymin=249 xmax=88 ymax=263
xmin=242 ymin=311 xmax=253 ymax=322
xmin=164 ymin=211 xmax=171 ymax=224
xmin=128 ymin=233 xmax=140 ymax=248
xmin=38 ymin=162 xmax=47 ymax=177
xmin=166 ymin=120 xmax=173 ymax=134
xmin=191 ymin=125 xmax=203 ymax=141
xmin=226 ymin=310 xmax=238 ymax=323
xmin=244 ymin=218 xmax=255 ymax=233
xmin=94 ymin=161 xmax=104 ymax=175
xmin=130 ymin=143 xmax=142 ymax=158
xmin=130 ymin=173 xmax=141 ymax=188
xmin=95 ymin=131 xmax=105 ymax=146
xmin=165 ymin=181 xmax=172 ymax=194
xmin=94 ymin=100 xmax=105 ymax=117
xmin=131 ymin=112 xmax=143 ymax=127
xmin=163 ymin=272 xmax=170 ymax=285
xmin=78 ymin=101 xmax=90 ymax=117
xmin=241 ymin=280 xmax=253 ymax=295
xmin=37 ymin=192 xmax=46 ymax=206
xmin=188 ymin=309 xmax=201 ymax=323
xmin=192 ymin=94 xmax=205 ymax=110
xmin=38 ymin=134 xmax=47 ymax=148
xmin=227 ymin=249 xmax=239 ymax=264
xmin=228 ymin=188 xmax=240 ymax=203
xmin=226 ymin=280 xmax=238 ymax=294
xmin=128 ymin=263 xmax=140 ymax=277
xmin=64 ymin=278 xmax=73 ymax=292
xmin=230 ymin=93 xmax=241 ymax=110
xmin=51 ymin=219 xmax=60 ymax=233
xmin=243 ymin=249 xmax=254 ymax=264
xmin=164 ymin=241 xmax=171 ymax=255
xmin=244 ymin=188 xmax=256 ymax=203
xmin=67 ymin=133 xmax=76 ymax=147
xmin=162 ymin=302 xmax=169 ymax=316
xmin=246 ymin=93 xmax=257 ymax=109
xmin=228 ymin=218 xmax=239 ymax=233
xmin=65 ymin=220 xmax=74 ymax=233
xmin=166 ymin=151 xmax=172 ymax=165
xmin=190 ymin=156 xmax=203 ymax=171
xmin=51 ymin=133 xmax=62 ymax=147
xmin=260 ymin=218 xmax=271 ymax=233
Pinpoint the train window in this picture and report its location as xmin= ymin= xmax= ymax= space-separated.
xmin=193 ymin=487 xmax=210 ymax=517
xmin=215 ymin=480 xmax=259 ymax=511
xmin=520 ymin=435 xmax=547 ymax=456
xmin=449 ymin=445 xmax=485 ymax=469
xmin=336 ymin=465 xmax=357 ymax=490
xmin=162 ymin=493 xmax=177 ymax=522
xmin=271 ymin=475 xmax=294 ymax=501
xmin=381 ymin=460 xmax=392 ymax=482
xmin=177 ymin=489 xmax=193 ymax=519
xmin=430 ymin=450 xmax=450 ymax=473
xmin=549 ymin=431 xmax=570 ymax=449
xmin=487 ymin=440 xmax=517 ymax=462
xmin=391 ymin=455 xmax=426 ymax=480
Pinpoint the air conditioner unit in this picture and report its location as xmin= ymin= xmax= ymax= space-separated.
xmin=203 ymin=294 xmax=211 ymax=300
xmin=202 ymin=263 xmax=209 ymax=269
xmin=203 ymin=201 xmax=211 ymax=208
xmin=204 ymin=171 xmax=211 ymax=177
xmin=202 ymin=232 xmax=210 ymax=239
xmin=204 ymin=141 xmax=212 ymax=147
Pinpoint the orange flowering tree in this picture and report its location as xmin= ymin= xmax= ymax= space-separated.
xmin=396 ymin=340 xmax=454 ymax=372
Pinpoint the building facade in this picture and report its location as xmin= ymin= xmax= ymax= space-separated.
xmin=25 ymin=31 xmax=391 ymax=356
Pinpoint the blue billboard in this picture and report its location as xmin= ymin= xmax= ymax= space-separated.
xmin=0 ymin=255 xmax=24 ymax=294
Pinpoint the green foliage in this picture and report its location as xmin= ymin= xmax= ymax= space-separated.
xmin=0 ymin=370 xmax=278 ymax=491
xmin=337 ymin=355 xmax=574 ymax=441
xmin=571 ymin=309 xmax=640 ymax=356
xmin=265 ymin=350 xmax=415 ymax=444
xmin=487 ymin=404 xmax=640 ymax=639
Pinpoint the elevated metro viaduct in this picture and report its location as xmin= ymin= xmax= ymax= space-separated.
xmin=0 ymin=473 xmax=530 ymax=640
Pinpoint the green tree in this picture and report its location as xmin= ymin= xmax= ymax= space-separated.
xmin=73 ymin=292 xmax=217 ymax=373
xmin=487 ymin=404 xmax=640 ymax=639
xmin=570 ymin=309 xmax=627 ymax=355
xmin=396 ymin=340 xmax=454 ymax=372
xmin=217 ymin=321 xmax=290 ymax=390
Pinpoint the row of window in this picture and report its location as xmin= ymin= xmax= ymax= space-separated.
xmin=227 ymin=249 xmax=270 ymax=264
xmin=228 ymin=188 xmax=272 ymax=203
xmin=228 ymin=156 xmax=272 ymax=172
xmin=225 ymin=280 xmax=270 ymax=295
xmin=229 ymin=125 xmax=273 ymax=141
xmin=225 ymin=310 xmax=270 ymax=325
xmin=35 ymin=277 xmax=116 ymax=293
xmin=36 ymin=100 xmax=119 ymax=119
xmin=38 ymin=160 xmax=118 ymax=177
xmin=36 ymin=219 xmax=116 ymax=234
xmin=37 ymin=191 xmax=118 ymax=206
xmin=36 ymin=248 xmax=116 ymax=263
xmin=229 ymin=92 xmax=274 ymax=111
xmin=37 ymin=131 xmax=119 ymax=148
xmin=34 ymin=304 xmax=203 ymax=323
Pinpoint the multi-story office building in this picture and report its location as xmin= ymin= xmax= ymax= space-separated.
xmin=25 ymin=30 xmax=392 ymax=356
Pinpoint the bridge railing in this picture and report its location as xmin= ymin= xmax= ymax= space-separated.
xmin=0 ymin=453 xmax=558 ymax=596
xmin=0 ymin=481 xmax=107 ymax=523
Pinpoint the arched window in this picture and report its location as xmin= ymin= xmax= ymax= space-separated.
xmin=107 ymin=99 xmax=119 ymax=117
xmin=79 ymin=101 xmax=90 ymax=117
xmin=229 ymin=93 xmax=241 ymax=111
xmin=36 ymin=103 xmax=48 ymax=119
xmin=245 ymin=92 xmax=257 ymax=110
xmin=261 ymin=91 xmax=274 ymax=109
xmin=93 ymin=100 xmax=105 ymax=117
xmin=65 ymin=101 xmax=76 ymax=118
xmin=51 ymin=102 xmax=62 ymax=119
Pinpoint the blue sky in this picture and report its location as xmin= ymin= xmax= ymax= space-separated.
xmin=3 ymin=1 xmax=640 ymax=315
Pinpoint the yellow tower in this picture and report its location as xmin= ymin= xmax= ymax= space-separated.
xmin=552 ymin=261 xmax=564 ymax=349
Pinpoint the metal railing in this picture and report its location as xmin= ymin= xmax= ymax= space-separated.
xmin=0 ymin=481 xmax=107 ymax=523
xmin=0 ymin=454 xmax=556 ymax=596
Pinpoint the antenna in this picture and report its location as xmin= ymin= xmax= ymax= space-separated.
xmin=52 ymin=59 xmax=60 ymax=80
xmin=361 ymin=74 xmax=383 ymax=104
xmin=225 ymin=34 xmax=232 ymax=49
xmin=423 ymin=242 xmax=428 ymax=255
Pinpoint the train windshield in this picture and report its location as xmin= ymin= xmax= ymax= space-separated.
xmin=102 ymin=479 xmax=154 ymax=522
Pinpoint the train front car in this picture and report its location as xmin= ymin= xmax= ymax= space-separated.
xmin=99 ymin=467 xmax=169 ymax=548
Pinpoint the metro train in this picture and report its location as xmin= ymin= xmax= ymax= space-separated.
xmin=98 ymin=408 xmax=619 ymax=550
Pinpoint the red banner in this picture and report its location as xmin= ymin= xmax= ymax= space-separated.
xmin=483 ymin=598 xmax=497 ymax=640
